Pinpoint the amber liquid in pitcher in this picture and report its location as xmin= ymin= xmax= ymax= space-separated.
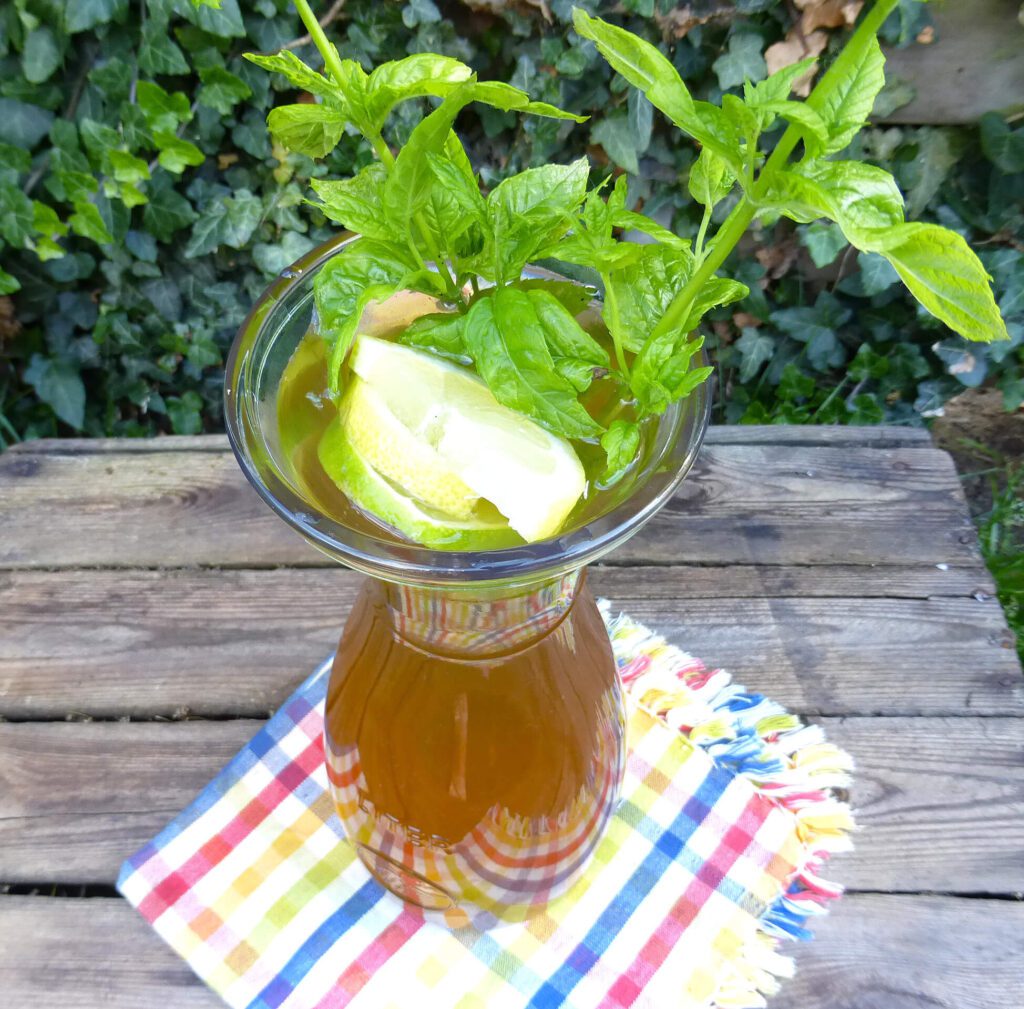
xmin=323 ymin=574 xmax=626 ymax=926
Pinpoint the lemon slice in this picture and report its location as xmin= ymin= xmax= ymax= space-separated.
xmin=344 ymin=378 xmax=480 ymax=520
xmin=348 ymin=335 xmax=587 ymax=542
xmin=317 ymin=418 xmax=520 ymax=551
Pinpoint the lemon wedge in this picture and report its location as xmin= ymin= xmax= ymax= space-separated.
xmin=339 ymin=334 xmax=587 ymax=543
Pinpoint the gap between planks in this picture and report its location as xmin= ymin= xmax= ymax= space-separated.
xmin=1 ymin=566 xmax=1018 ymax=720
xmin=1 ymin=717 xmax=1022 ymax=895
xmin=0 ymin=893 xmax=1019 ymax=1009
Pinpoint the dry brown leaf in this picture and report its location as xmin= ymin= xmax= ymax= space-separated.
xmin=765 ymin=29 xmax=829 ymax=97
xmin=655 ymin=3 xmax=734 ymax=39
xmin=755 ymin=234 xmax=800 ymax=279
xmin=800 ymin=0 xmax=863 ymax=33
xmin=0 ymin=297 xmax=20 ymax=344
xmin=916 ymin=25 xmax=935 ymax=44
xmin=732 ymin=311 xmax=762 ymax=329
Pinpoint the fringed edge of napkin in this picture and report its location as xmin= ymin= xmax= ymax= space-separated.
xmin=602 ymin=604 xmax=856 ymax=1009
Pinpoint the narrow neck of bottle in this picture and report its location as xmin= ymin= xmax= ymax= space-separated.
xmin=384 ymin=569 xmax=583 ymax=658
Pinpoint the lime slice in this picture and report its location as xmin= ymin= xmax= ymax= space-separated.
xmin=317 ymin=418 xmax=520 ymax=551
xmin=344 ymin=377 xmax=480 ymax=520
xmin=349 ymin=335 xmax=587 ymax=542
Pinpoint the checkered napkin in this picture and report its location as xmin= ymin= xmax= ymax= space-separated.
xmin=119 ymin=612 xmax=845 ymax=1009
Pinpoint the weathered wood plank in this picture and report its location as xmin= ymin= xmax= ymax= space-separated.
xmin=0 ymin=443 xmax=979 ymax=569
xmin=882 ymin=0 xmax=1024 ymax=125
xmin=2 ymin=718 xmax=1022 ymax=893
xmin=0 ymin=894 xmax=1020 ymax=1008
xmin=1 ymin=426 xmax=934 ymax=455
xmin=0 ymin=568 xmax=1017 ymax=719
xmin=786 ymin=894 xmax=1024 ymax=1009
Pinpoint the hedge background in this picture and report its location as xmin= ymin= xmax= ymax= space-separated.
xmin=0 ymin=0 xmax=1022 ymax=445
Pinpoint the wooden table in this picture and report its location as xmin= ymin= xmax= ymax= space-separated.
xmin=1 ymin=427 xmax=1021 ymax=1008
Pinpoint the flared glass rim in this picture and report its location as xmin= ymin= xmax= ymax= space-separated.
xmin=225 ymin=234 xmax=710 ymax=586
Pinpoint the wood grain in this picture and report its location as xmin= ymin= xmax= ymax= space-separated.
xmin=0 ymin=567 xmax=1017 ymax=719
xmin=0 ymin=894 xmax=1020 ymax=1009
xmin=4 ymin=426 xmax=934 ymax=454
xmin=882 ymin=0 xmax=1024 ymax=125
xmin=2 ymin=718 xmax=1022 ymax=893
xmin=0 ymin=442 xmax=980 ymax=569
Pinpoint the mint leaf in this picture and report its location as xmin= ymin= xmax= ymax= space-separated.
xmin=314 ymin=239 xmax=422 ymax=391
xmin=866 ymin=223 xmax=1010 ymax=344
xmin=680 ymin=277 xmax=749 ymax=331
xmin=399 ymin=312 xmax=467 ymax=360
xmin=311 ymin=163 xmax=390 ymax=240
xmin=808 ymin=35 xmax=885 ymax=155
xmin=600 ymin=419 xmax=641 ymax=486
xmin=364 ymin=54 xmax=473 ymax=129
xmin=745 ymin=57 xmax=818 ymax=107
xmin=463 ymin=286 xmax=602 ymax=439
xmin=486 ymin=157 xmax=590 ymax=282
xmin=632 ymin=329 xmax=709 ymax=415
xmin=572 ymin=11 xmax=698 ymax=134
xmin=243 ymin=51 xmax=337 ymax=99
xmin=267 ymin=103 xmax=347 ymax=158
xmin=23 ymin=354 xmax=85 ymax=429
xmin=468 ymin=81 xmax=586 ymax=122
xmin=688 ymin=147 xmax=733 ymax=208
xmin=528 ymin=287 xmax=609 ymax=390
xmin=607 ymin=244 xmax=695 ymax=353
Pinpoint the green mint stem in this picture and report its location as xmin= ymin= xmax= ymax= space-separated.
xmin=651 ymin=0 xmax=899 ymax=346
xmin=293 ymin=0 xmax=347 ymax=85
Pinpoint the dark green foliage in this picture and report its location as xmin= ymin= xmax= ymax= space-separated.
xmin=0 ymin=0 xmax=1020 ymax=443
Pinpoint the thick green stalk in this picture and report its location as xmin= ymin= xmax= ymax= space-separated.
xmin=293 ymin=0 xmax=347 ymax=85
xmin=651 ymin=0 xmax=899 ymax=345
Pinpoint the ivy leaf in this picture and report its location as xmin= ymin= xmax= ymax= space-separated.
xmin=591 ymin=115 xmax=639 ymax=174
xmin=139 ymin=19 xmax=190 ymax=76
xmin=800 ymin=221 xmax=847 ymax=268
xmin=463 ymin=286 xmax=602 ymax=439
xmin=267 ymin=103 xmax=347 ymax=158
xmin=198 ymin=66 xmax=252 ymax=115
xmin=143 ymin=175 xmax=197 ymax=241
xmin=68 ymin=199 xmax=114 ymax=244
xmin=0 ymin=268 xmax=20 ymax=295
xmin=155 ymin=132 xmax=205 ymax=174
xmin=856 ymin=250 xmax=900 ymax=295
xmin=167 ymin=391 xmax=204 ymax=435
xmin=108 ymin=150 xmax=151 ymax=185
xmin=600 ymin=419 xmax=641 ymax=486
xmin=0 ymin=98 xmax=54 ymax=149
xmin=713 ymin=34 xmax=767 ymax=92
xmin=0 ymin=143 xmax=31 ymax=186
xmin=178 ymin=0 xmax=246 ymax=39
xmin=0 ymin=184 xmax=34 ymax=247
xmin=66 ymin=0 xmax=127 ymax=34
xmin=23 ymin=354 xmax=86 ymax=429
xmin=23 ymin=28 xmax=62 ymax=84
xmin=980 ymin=113 xmax=1024 ymax=174
xmin=252 ymin=231 xmax=316 ymax=276
xmin=735 ymin=327 xmax=774 ymax=382
xmin=772 ymin=292 xmax=851 ymax=371
xmin=137 ymin=81 xmax=193 ymax=134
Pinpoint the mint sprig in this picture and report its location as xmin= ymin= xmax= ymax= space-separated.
xmin=248 ymin=0 xmax=1010 ymax=491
